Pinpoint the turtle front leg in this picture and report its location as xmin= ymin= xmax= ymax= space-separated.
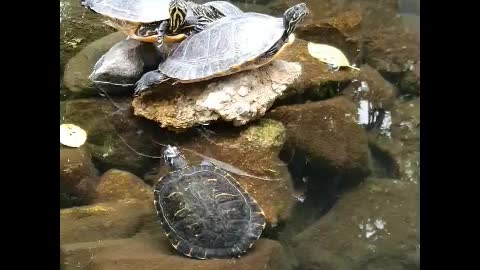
xmin=154 ymin=20 xmax=170 ymax=47
xmin=134 ymin=70 xmax=170 ymax=97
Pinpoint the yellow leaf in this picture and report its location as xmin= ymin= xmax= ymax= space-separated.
xmin=60 ymin=124 xmax=87 ymax=148
xmin=307 ymin=42 xmax=360 ymax=71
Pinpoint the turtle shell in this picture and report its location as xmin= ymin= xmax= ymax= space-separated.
xmin=154 ymin=164 xmax=266 ymax=259
xmin=203 ymin=1 xmax=244 ymax=17
xmin=81 ymin=0 xmax=170 ymax=23
xmin=158 ymin=12 xmax=284 ymax=82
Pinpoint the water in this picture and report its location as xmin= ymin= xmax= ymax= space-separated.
xmin=60 ymin=0 xmax=419 ymax=269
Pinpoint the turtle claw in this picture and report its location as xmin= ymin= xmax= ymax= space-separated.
xmin=133 ymin=83 xmax=147 ymax=97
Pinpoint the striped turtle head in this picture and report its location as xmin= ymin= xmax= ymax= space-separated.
xmin=162 ymin=145 xmax=188 ymax=170
xmin=283 ymin=3 xmax=309 ymax=36
xmin=169 ymin=0 xmax=189 ymax=33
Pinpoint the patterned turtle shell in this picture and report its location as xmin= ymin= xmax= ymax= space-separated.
xmin=154 ymin=163 xmax=266 ymax=259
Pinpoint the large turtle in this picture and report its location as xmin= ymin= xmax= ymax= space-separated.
xmin=154 ymin=145 xmax=266 ymax=259
xmin=80 ymin=0 xmax=237 ymax=45
xmin=133 ymin=3 xmax=309 ymax=96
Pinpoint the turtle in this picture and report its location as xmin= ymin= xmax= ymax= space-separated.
xmin=80 ymin=0 xmax=237 ymax=45
xmin=133 ymin=3 xmax=309 ymax=96
xmin=154 ymin=145 xmax=266 ymax=259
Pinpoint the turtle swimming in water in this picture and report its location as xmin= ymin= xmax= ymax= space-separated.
xmin=80 ymin=0 xmax=239 ymax=46
xmin=154 ymin=145 xmax=266 ymax=259
xmin=133 ymin=3 xmax=309 ymax=96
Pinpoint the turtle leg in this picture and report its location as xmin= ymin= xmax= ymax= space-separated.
xmin=133 ymin=70 xmax=170 ymax=97
xmin=200 ymin=160 xmax=213 ymax=166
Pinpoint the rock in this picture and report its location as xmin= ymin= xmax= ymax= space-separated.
xmin=267 ymin=97 xmax=371 ymax=186
xmin=62 ymin=235 xmax=293 ymax=270
xmin=291 ymin=178 xmax=419 ymax=270
xmin=60 ymin=0 xmax=115 ymax=76
xmin=89 ymin=39 xmax=164 ymax=94
xmin=295 ymin=12 xmax=362 ymax=54
xmin=342 ymin=64 xmax=398 ymax=110
xmin=60 ymin=147 xmax=99 ymax=207
xmin=132 ymin=60 xmax=302 ymax=129
xmin=132 ymin=38 xmax=360 ymax=130
xmin=362 ymin=23 xmax=419 ymax=76
xmin=95 ymin=169 xmax=152 ymax=203
xmin=391 ymin=98 xmax=420 ymax=142
xmin=60 ymin=201 xmax=154 ymax=244
xmin=278 ymin=39 xmax=360 ymax=92
xmin=62 ymin=32 xmax=127 ymax=95
xmin=62 ymin=98 xmax=160 ymax=176
xmin=390 ymin=98 xmax=419 ymax=183
xmin=149 ymin=119 xmax=295 ymax=227
xmin=398 ymin=61 xmax=420 ymax=96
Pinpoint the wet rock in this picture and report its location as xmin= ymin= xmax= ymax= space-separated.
xmin=62 ymin=98 xmax=159 ymax=176
xmin=62 ymin=32 xmax=127 ymax=95
xmin=95 ymin=169 xmax=152 ymax=203
xmin=89 ymin=39 xmax=163 ymax=95
xmin=390 ymin=98 xmax=419 ymax=183
xmin=278 ymin=39 xmax=360 ymax=93
xmin=391 ymin=98 xmax=420 ymax=142
xmin=343 ymin=64 xmax=398 ymax=110
xmin=149 ymin=119 xmax=295 ymax=227
xmin=60 ymin=248 xmax=65 ymax=270
xmin=295 ymin=11 xmax=363 ymax=52
xmin=398 ymin=61 xmax=420 ymax=96
xmin=60 ymin=201 xmax=154 ymax=244
xmin=132 ymin=61 xmax=302 ymax=129
xmin=60 ymin=0 xmax=115 ymax=75
xmin=292 ymin=177 xmax=419 ymax=270
xmin=65 ymin=235 xmax=293 ymax=270
xmin=132 ymin=38 xmax=360 ymax=130
xmin=267 ymin=97 xmax=371 ymax=186
xmin=60 ymin=147 xmax=99 ymax=207
xmin=362 ymin=23 xmax=419 ymax=78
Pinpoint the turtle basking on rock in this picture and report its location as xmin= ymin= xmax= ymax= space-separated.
xmin=154 ymin=145 xmax=266 ymax=259
xmin=81 ymin=0 xmax=242 ymax=46
xmin=134 ymin=3 xmax=309 ymax=96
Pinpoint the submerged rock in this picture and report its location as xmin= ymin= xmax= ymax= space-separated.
xmin=60 ymin=147 xmax=99 ymax=207
xmin=60 ymin=201 xmax=154 ymax=244
xmin=95 ymin=169 xmax=152 ymax=203
xmin=267 ymin=97 xmax=371 ymax=186
xmin=292 ymin=177 xmax=419 ymax=270
xmin=62 ymin=98 xmax=159 ymax=176
xmin=366 ymin=98 xmax=419 ymax=183
xmin=62 ymin=235 xmax=293 ymax=270
xmin=342 ymin=64 xmax=398 ymax=110
xmin=62 ymin=32 xmax=126 ymax=95
xmin=89 ymin=39 xmax=164 ymax=95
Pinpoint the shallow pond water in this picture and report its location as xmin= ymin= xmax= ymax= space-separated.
xmin=60 ymin=0 xmax=419 ymax=269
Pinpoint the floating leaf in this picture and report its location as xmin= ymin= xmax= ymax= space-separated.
xmin=60 ymin=124 xmax=87 ymax=148
xmin=307 ymin=42 xmax=360 ymax=71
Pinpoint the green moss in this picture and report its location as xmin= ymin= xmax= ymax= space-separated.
xmin=61 ymin=205 xmax=113 ymax=219
xmin=243 ymin=119 xmax=287 ymax=149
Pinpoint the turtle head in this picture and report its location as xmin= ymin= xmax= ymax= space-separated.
xmin=283 ymin=3 xmax=309 ymax=35
xmin=162 ymin=145 xmax=188 ymax=170
xmin=169 ymin=0 xmax=189 ymax=33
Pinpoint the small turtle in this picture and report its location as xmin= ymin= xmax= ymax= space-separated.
xmin=80 ymin=0 xmax=233 ymax=45
xmin=154 ymin=145 xmax=266 ymax=259
xmin=134 ymin=3 xmax=309 ymax=96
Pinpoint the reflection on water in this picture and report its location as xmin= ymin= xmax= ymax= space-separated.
xmin=60 ymin=0 xmax=419 ymax=269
